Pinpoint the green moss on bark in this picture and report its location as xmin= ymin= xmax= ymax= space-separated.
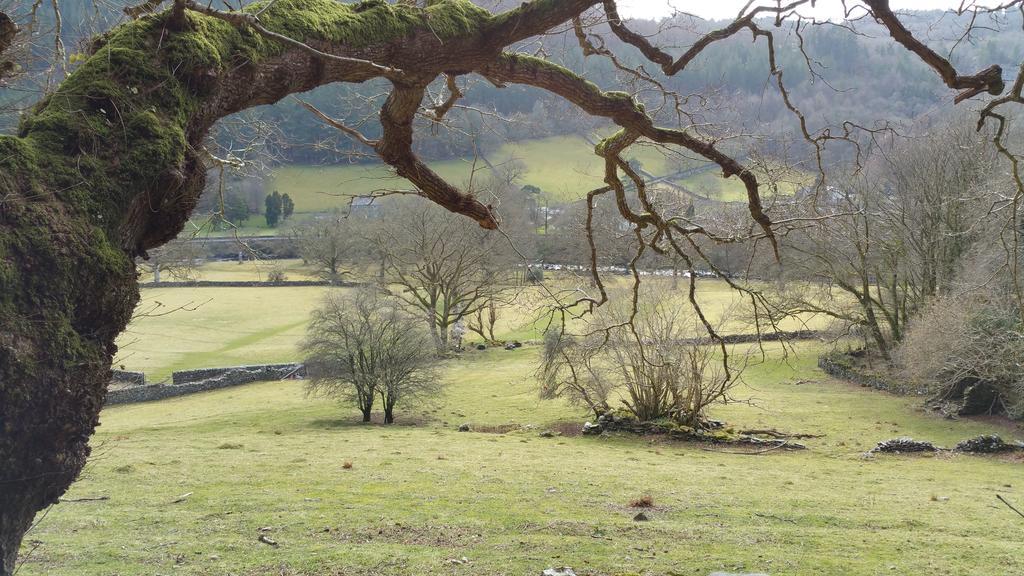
xmin=254 ymin=0 xmax=489 ymax=50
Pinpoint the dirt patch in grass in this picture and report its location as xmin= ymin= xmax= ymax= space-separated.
xmin=548 ymin=421 xmax=583 ymax=437
xmin=999 ymin=451 xmax=1024 ymax=464
xmin=309 ymin=414 xmax=430 ymax=428
xmin=964 ymin=413 xmax=1024 ymax=434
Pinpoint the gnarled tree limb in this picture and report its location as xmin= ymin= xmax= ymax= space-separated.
xmin=0 ymin=11 xmax=18 ymax=80
xmin=864 ymin=0 xmax=1005 ymax=102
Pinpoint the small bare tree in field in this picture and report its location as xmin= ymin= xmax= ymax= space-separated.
xmin=540 ymin=329 xmax=614 ymax=417
xmin=301 ymin=287 xmax=440 ymax=424
xmin=540 ymin=285 xmax=735 ymax=428
xmin=466 ymin=297 xmax=501 ymax=346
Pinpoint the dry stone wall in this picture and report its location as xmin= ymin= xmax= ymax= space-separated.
xmin=106 ymin=363 xmax=305 ymax=405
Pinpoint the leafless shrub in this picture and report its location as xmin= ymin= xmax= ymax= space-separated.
xmin=540 ymin=284 xmax=737 ymax=427
xmin=897 ymin=266 xmax=1024 ymax=419
xmin=902 ymin=302 xmax=1024 ymax=419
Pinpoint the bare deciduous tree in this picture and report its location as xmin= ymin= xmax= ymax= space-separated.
xmin=289 ymin=210 xmax=364 ymax=282
xmin=775 ymin=120 xmax=999 ymax=358
xmin=466 ymin=297 xmax=501 ymax=345
xmin=377 ymin=198 xmax=517 ymax=353
xmin=136 ymin=238 xmax=201 ymax=283
xmin=301 ymin=287 xmax=439 ymax=424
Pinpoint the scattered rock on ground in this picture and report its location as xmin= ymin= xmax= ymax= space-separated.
xmin=457 ymin=423 xmax=471 ymax=432
xmin=870 ymin=437 xmax=939 ymax=454
xmin=541 ymin=568 xmax=576 ymax=576
xmin=582 ymin=422 xmax=602 ymax=435
xmin=539 ymin=430 xmax=555 ymax=438
xmin=632 ymin=511 xmax=649 ymax=522
xmin=955 ymin=435 xmax=1021 ymax=453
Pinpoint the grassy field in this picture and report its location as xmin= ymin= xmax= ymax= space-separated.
xmin=19 ymin=341 xmax=1024 ymax=576
xmin=269 ymin=160 xmax=483 ymax=213
xmin=61 ymin=276 xmax=1022 ymax=575
xmin=117 ymin=285 xmax=333 ymax=381
xmin=117 ymin=275 xmax=829 ymax=382
xmin=138 ymin=259 xmax=322 ymax=284
xmin=266 ymin=135 xmax=805 ymax=212
xmin=676 ymin=164 xmax=814 ymax=204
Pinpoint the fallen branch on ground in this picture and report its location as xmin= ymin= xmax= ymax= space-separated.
xmin=740 ymin=428 xmax=825 ymax=439
xmin=997 ymin=494 xmax=1024 ymax=520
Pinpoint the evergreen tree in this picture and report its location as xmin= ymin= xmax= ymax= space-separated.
xmin=281 ymin=193 xmax=295 ymax=220
xmin=265 ymin=191 xmax=283 ymax=227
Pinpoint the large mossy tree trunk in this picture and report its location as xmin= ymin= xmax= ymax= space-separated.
xmin=0 ymin=1 xmax=599 ymax=571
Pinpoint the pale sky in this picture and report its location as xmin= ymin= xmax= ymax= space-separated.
xmin=618 ymin=1 xmax=1007 ymax=21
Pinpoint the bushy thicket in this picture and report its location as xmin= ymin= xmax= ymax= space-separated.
xmin=897 ymin=256 xmax=1024 ymax=419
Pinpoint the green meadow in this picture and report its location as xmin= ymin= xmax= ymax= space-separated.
xmin=19 ymin=343 xmax=1024 ymax=576
xmin=117 ymin=272 xmax=829 ymax=382
xmin=267 ymin=135 xmax=805 ymax=210
xmin=187 ymin=136 xmax=811 ymax=237
xmin=19 ymin=263 xmax=1020 ymax=576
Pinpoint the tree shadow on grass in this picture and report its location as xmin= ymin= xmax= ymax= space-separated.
xmin=308 ymin=413 xmax=430 ymax=429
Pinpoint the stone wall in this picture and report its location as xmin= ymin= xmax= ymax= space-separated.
xmin=817 ymin=353 xmax=926 ymax=395
xmin=111 ymin=369 xmax=145 ymax=386
xmin=139 ymin=280 xmax=351 ymax=288
xmin=171 ymin=363 xmax=305 ymax=385
xmin=717 ymin=329 xmax=820 ymax=344
xmin=106 ymin=363 xmax=305 ymax=405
